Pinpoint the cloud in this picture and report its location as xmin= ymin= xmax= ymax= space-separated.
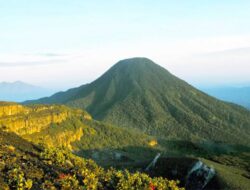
xmin=0 ymin=53 xmax=68 ymax=67
xmin=165 ymin=46 xmax=250 ymax=86
xmin=0 ymin=60 xmax=68 ymax=67
xmin=37 ymin=53 xmax=67 ymax=57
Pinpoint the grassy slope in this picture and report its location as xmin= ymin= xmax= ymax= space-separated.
xmin=202 ymin=158 xmax=250 ymax=190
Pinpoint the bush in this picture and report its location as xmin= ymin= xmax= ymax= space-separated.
xmin=7 ymin=166 xmax=33 ymax=190
xmin=3 ymin=147 xmax=183 ymax=190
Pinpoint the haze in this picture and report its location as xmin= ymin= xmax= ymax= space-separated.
xmin=1 ymin=0 xmax=250 ymax=90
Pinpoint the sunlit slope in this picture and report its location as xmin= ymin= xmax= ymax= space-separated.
xmin=0 ymin=101 xmax=153 ymax=152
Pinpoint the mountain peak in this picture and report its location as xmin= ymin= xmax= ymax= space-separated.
xmin=117 ymin=57 xmax=155 ymax=65
xmin=113 ymin=57 xmax=159 ymax=71
xmin=105 ymin=57 xmax=173 ymax=82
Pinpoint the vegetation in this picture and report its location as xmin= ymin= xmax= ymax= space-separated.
xmin=0 ymin=130 xmax=183 ymax=190
xmin=0 ymin=101 xmax=153 ymax=150
xmin=202 ymin=158 xmax=250 ymax=190
xmin=0 ymin=101 xmax=160 ymax=168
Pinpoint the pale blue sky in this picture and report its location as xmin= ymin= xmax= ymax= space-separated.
xmin=0 ymin=0 xmax=250 ymax=89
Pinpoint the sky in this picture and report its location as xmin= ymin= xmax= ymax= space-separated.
xmin=0 ymin=0 xmax=250 ymax=90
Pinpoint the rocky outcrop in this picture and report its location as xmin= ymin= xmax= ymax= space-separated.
xmin=146 ymin=157 xmax=215 ymax=190
xmin=145 ymin=153 xmax=161 ymax=171
xmin=0 ymin=102 xmax=91 ymax=148
xmin=0 ymin=102 xmax=29 ymax=117
xmin=27 ymin=127 xmax=84 ymax=151
xmin=0 ymin=111 xmax=69 ymax=135
xmin=186 ymin=161 xmax=215 ymax=190
xmin=0 ymin=104 xmax=70 ymax=135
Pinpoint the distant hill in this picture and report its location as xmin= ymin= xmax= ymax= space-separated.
xmin=200 ymin=86 xmax=250 ymax=109
xmin=26 ymin=57 xmax=250 ymax=145
xmin=0 ymin=81 xmax=54 ymax=102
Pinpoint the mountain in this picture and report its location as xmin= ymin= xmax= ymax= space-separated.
xmin=200 ymin=86 xmax=250 ymax=109
xmin=0 ymin=81 xmax=54 ymax=102
xmin=26 ymin=57 xmax=250 ymax=145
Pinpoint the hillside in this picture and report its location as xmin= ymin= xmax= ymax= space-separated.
xmin=0 ymin=101 xmax=159 ymax=164
xmin=0 ymin=130 xmax=182 ymax=190
xmin=1 ymin=128 xmax=249 ymax=190
xmin=0 ymin=81 xmax=54 ymax=102
xmin=26 ymin=58 xmax=250 ymax=145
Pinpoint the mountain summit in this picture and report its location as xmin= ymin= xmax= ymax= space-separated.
xmin=26 ymin=58 xmax=250 ymax=144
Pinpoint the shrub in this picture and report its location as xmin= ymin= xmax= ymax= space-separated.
xmin=7 ymin=166 xmax=33 ymax=190
xmin=6 ymin=147 xmax=183 ymax=190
